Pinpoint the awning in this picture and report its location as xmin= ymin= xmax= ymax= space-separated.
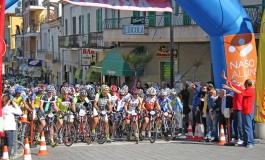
xmin=101 ymin=47 xmax=136 ymax=76
xmin=75 ymin=66 xmax=83 ymax=79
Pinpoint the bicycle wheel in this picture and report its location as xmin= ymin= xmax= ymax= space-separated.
xmin=84 ymin=123 xmax=92 ymax=145
xmin=149 ymin=122 xmax=157 ymax=143
xmin=43 ymin=123 xmax=58 ymax=144
xmin=161 ymin=123 xmax=170 ymax=141
xmin=116 ymin=124 xmax=123 ymax=138
xmin=19 ymin=123 xmax=30 ymax=148
xmin=62 ymin=123 xmax=76 ymax=147
xmin=97 ymin=123 xmax=106 ymax=144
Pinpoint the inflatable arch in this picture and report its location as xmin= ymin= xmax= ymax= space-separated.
xmin=0 ymin=0 xmax=259 ymax=113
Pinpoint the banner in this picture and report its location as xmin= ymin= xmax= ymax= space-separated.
xmin=223 ymin=33 xmax=257 ymax=88
xmin=63 ymin=0 xmax=172 ymax=12
xmin=255 ymin=12 xmax=265 ymax=123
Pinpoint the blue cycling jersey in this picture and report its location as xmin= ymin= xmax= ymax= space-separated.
xmin=158 ymin=97 xmax=171 ymax=112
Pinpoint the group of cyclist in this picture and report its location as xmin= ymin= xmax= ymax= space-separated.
xmin=2 ymin=79 xmax=183 ymax=147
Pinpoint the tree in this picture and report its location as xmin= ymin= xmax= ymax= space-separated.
xmin=123 ymin=46 xmax=153 ymax=87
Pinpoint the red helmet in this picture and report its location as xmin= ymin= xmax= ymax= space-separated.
xmin=110 ymin=85 xmax=117 ymax=92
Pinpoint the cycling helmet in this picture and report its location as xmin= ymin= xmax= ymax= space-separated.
xmin=15 ymin=86 xmax=23 ymax=93
xmin=146 ymin=88 xmax=151 ymax=95
xmin=160 ymin=89 xmax=168 ymax=96
xmin=101 ymin=85 xmax=110 ymax=92
xmin=61 ymin=86 xmax=71 ymax=94
xmin=8 ymin=87 xmax=15 ymax=95
xmin=86 ymin=85 xmax=95 ymax=94
xmin=80 ymin=90 xmax=88 ymax=96
xmin=69 ymin=87 xmax=76 ymax=95
xmin=46 ymin=85 xmax=55 ymax=92
xmin=149 ymin=87 xmax=156 ymax=96
xmin=110 ymin=85 xmax=117 ymax=92
xmin=132 ymin=88 xmax=141 ymax=94
xmin=170 ymin=89 xmax=177 ymax=95
xmin=121 ymin=85 xmax=129 ymax=91
xmin=75 ymin=84 xmax=81 ymax=88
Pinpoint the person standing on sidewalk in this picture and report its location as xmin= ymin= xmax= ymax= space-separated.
xmin=223 ymin=79 xmax=255 ymax=149
xmin=2 ymin=94 xmax=23 ymax=158
xmin=221 ymin=71 xmax=243 ymax=144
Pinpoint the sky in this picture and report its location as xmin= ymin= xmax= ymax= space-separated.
xmin=5 ymin=1 xmax=21 ymax=13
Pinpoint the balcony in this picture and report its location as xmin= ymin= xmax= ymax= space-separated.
xmin=25 ymin=0 xmax=46 ymax=12
xmin=42 ymin=0 xmax=59 ymax=6
xmin=15 ymin=7 xmax=22 ymax=16
xmin=103 ymin=14 xmax=208 ymax=42
xmin=59 ymin=32 xmax=103 ymax=48
xmin=25 ymin=24 xmax=40 ymax=37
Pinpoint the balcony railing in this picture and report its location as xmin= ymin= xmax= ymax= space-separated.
xmin=104 ymin=13 xmax=196 ymax=29
xmin=59 ymin=32 xmax=103 ymax=48
xmin=244 ymin=4 xmax=264 ymax=33
xmin=26 ymin=24 xmax=40 ymax=33
xmin=25 ymin=0 xmax=40 ymax=8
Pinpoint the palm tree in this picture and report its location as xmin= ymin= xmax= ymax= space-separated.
xmin=123 ymin=46 xmax=153 ymax=87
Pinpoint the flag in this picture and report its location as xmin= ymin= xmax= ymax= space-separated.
xmin=63 ymin=0 xmax=172 ymax=12
xmin=255 ymin=12 xmax=265 ymax=123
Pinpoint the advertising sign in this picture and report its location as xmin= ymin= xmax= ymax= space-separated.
xmin=224 ymin=33 xmax=257 ymax=88
xmin=82 ymin=48 xmax=96 ymax=66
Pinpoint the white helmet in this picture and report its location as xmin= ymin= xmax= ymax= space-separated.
xmin=170 ymin=88 xmax=177 ymax=95
xmin=149 ymin=87 xmax=156 ymax=96
xmin=161 ymin=89 xmax=168 ymax=96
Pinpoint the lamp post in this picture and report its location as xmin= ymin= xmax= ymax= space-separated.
xmin=170 ymin=0 xmax=174 ymax=88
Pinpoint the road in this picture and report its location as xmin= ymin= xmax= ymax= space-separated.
xmin=22 ymin=138 xmax=265 ymax=160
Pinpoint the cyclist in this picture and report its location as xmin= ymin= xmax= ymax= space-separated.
xmin=32 ymin=84 xmax=45 ymax=113
xmin=141 ymin=87 xmax=160 ymax=137
xmin=92 ymin=85 xmax=112 ymax=142
xmin=124 ymin=88 xmax=142 ymax=142
xmin=56 ymin=87 xmax=76 ymax=134
xmin=169 ymin=89 xmax=183 ymax=137
xmin=37 ymin=85 xmax=59 ymax=147
xmin=73 ymin=90 xmax=92 ymax=127
xmin=110 ymin=85 xmax=119 ymax=138
xmin=13 ymin=86 xmax=30 ymax=110
xmin=112 ymin=89 xmax=126 ymax=138
xmin=74 ymin=84 xmax=81 ymax=97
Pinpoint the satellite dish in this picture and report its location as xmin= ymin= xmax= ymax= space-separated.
xmin=17 ymin=1 xmax=22 ymax=7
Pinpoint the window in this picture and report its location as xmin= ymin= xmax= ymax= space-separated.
xmin=133 ymin=11 xmax=140 ymax=17
xmin=164 ymin=12 xmax=171 ymax=27
xmin=72 ymin=17 xmax=76 ymax=34
xmin=111 ymin=9 xmax=117 ymax=28
xmin=81 ymin=15 xmax=84 ymax=34
xmin=148 ymin=12 xmax=156 ymax=27
xmin=65 ymin=19 xmax=68 ymax=35
xmin=96 ymin=8 xmax=102 ymax=32
xmin=87 ymin=13 xmax=90 ymax=33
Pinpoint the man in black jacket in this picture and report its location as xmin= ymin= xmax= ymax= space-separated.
xmin=211 ymin=89 xmax=233 ymax=140
xmin=180 ymin=83 xmax=191 ymax=134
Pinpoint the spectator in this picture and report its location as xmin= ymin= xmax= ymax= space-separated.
xmin=211 ymin=89 xmax=233 ymax=141
xmin=222 ymin=71 xmax=243 ymax=144
xmin=136 ymin=81 xmax=144 ymax=90
xmin=223 ymin=79 xmax=255 ymax=149
xmin=180 ymin=83 xmax=190 ymax=134
xmin=2 ymin=94 xmax=23 ymax=158
xmin=190 ymin=82 xmax=201 ymax=134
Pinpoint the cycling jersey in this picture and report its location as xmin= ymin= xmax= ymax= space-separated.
xmin=127 ymin=97 xmax=140 ymax=113
xmin=158 ymin=97 xmax=171 ymax=112
xmin=73 ymin=96 xmax=91 ymax=110
xmin=56 ymin=96 xmax=73 ymax=112
xmin=40 ymin=94 xmax=56 ymax=113
xmin=169 ymin=96 xmax=183 ymax=113
xmin=143 ymin=96 xmax=157 ymax=111
xmin=111 ymin=93 xmax=120 ymax=108
xmin=95 ymin=92 xmax=111 ymax=110
xmin=13 ymin=95 xmax=25 ymax=107
xmin=33 ymin=93 xmax=43 ymax=109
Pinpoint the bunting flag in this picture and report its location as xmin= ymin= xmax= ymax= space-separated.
xmin=63 ymin=0 xmax=173 ymax=12
xmin=255 ymin=12 xmax=265 ymax=123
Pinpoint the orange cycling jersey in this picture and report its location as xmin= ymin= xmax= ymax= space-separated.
xmin=144 ymin=97 xmax=156 ymax=111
